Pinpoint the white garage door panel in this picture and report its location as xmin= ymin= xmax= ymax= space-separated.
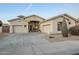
xmin=13 ymin=25 xmax=24 ymax=33
xmin=43 ymin=25 xmax=51 ymax=34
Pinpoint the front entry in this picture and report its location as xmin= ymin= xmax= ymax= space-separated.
xmin=28 ymin=21 xmax=40 ymax=32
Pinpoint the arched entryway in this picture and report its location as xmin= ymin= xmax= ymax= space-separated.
xmin=28 ymin=21 xmax=40 ymax=32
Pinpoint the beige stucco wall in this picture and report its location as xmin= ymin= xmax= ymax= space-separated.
xmin=63 ymin=16 xmax=76 ymax=28
xmin=52 ymin=17 xmax=75 ymax=34
xmin=9 ymin=19 xmax=28 ymax=33
xmin=9 ymin=16 xmax=44 ymax=33
xmin=52 ymin=17 xmax=63 ymax=34
xmin=40 ymin=17 xmax=76 ymax=34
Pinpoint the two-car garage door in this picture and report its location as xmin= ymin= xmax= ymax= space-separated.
xmin=13 ymin=25 xmax=25 ymax=33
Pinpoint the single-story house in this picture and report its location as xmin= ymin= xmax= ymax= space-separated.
xmin=8 ymin=15 xmax=45 ymax=33
xmin=40 ymin=14 xmax=77 ymax=34
xmin=8 ymin=14 xmax=78 ymax=34
xmin=2 ymin=23 xmax=10 ymax=33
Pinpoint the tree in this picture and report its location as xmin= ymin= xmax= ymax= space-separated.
xmin=69 ymin=25 xmax=79 ymax=35
xmin=61 ymin=20 xmax=68 ymax=37
xmin=0 ymin=20 xmax=2 ymax=27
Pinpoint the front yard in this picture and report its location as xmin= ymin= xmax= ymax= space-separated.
xmin=0 ymin=33 xmax=79 ymax=55
xmin=42 ymin=34 xmax=79 ymax=43
xmin=0 ymin=32 xmax=79 ymax=43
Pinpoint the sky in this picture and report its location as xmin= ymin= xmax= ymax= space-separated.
xmin=0 ymin=3 xmax=79 ymax=22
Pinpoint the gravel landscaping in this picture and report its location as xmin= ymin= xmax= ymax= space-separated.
xmin=42 ymin=33 xmax=79 ymax=43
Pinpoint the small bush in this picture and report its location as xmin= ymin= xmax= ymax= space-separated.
xmin=69 ymin=25 xmax=79 ymax=35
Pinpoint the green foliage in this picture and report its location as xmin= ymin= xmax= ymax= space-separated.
xmin=61 ymin=20 xmax=68 ymax=37
xmin=0 ymin=20 xmax=2 ymax=27
xmin=69 ymin=25 xmax=79 ymax=35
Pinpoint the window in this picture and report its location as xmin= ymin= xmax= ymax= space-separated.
xmin=57 ymin=22 xmax=62 ymax=31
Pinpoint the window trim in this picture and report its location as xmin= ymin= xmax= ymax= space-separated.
xmin=57 ymin=22 xmax=62 ymax=31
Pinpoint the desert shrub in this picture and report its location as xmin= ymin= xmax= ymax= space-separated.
xmin=69 ymin=25 xmax=79 ymax=35
xmin=61 ymin=20 xmax=68 ymax=37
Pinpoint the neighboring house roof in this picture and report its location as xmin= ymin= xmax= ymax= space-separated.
xmin=1 ymin=20 xmax=10 ymax=26
xmin=41 ymin=14 xmax=77 ymax=23
xmin=8 ymin=15 xmax=45 ymax=22
xmin=2 ymin=23 xmax=10 ymax=26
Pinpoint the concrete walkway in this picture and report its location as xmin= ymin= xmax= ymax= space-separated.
xmin=0 ymin=33 xmax=79 ymax=55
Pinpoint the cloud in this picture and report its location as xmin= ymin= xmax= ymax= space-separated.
xmin=26 ymin=3 xmax=33 ymax=11
xmin=18 ymin=3 xmax=33 ymax=14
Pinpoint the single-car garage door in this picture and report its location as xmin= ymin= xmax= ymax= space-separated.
xmin=13 ymin=25 xmax=24 ymax=33
xmin=42 ymin=24 xmax=51 ymax=34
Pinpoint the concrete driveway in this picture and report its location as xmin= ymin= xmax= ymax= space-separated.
xmin=0 ymin=33 xmax=79 ymax=55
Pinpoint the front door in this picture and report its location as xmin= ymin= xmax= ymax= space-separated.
xmin=28 ymin=21 xmax=40 ymax=32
